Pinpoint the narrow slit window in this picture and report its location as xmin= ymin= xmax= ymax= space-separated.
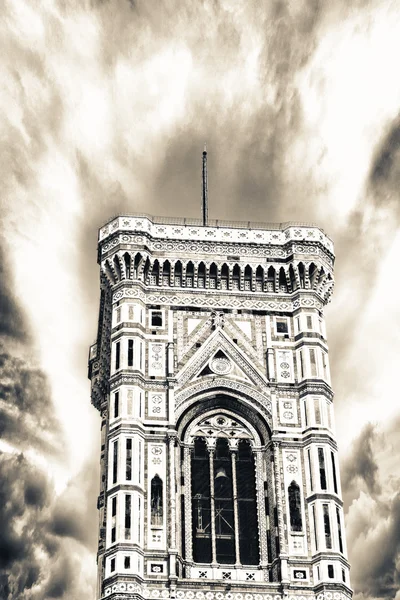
xmin=111 ymin=495 xmax=117 ymax=543
xmin=128 ymin=340 xmax=134 ymax=367
xmin=128 ymin=304 xmax=134 ymax=320
xmin=114 ymin=392 xmax=119 ymax=419
xmin=312 ymin=504 xmax=318 ymax=551
xmin=328 ymin=564 xmax=334 ymax=578
xmin=314 ymin=397 xmax=321 ymax=425
xmin=318 ymin=448 xmax=327 ymax=490
xmin=126 ymin=439 xmax=132 ymax=481
xmin=288 ymin=480 xmax=302 ymax=532
xmin=151 ymin=475 xmax=163 ymax=527
xmin=110 ymin=557 xmax=116 ymax=572
xmin=331 ymin=452 xmax=338 ymax=494
xmin=309 ymin=348 xmax=317 ymax=377
xmin=116 ymin=307 xmax=121 ymax=323
xmin=323 ymin=504 xmax=332 ymax=549
xmin=125 ymin=494 xmax=131 ymax=539
xmin=307 ymin=449 xmax=313 ymax=491
xmin=112 ymin=440 xmax=118 ymax=485
xmin=138 ymin=496 xmax=141 ymax=543
xmin=299 ymin=350 xmax=304 ymax=379
xmin=306 ymin=315 xmax=313 ymax=330
xmin=336 ymin=506 xmax=343 ymax=553
xmin=127 ymin=389 xmax=133 ymax=416
xmin=304 ymin=399 xmax=308 ymax=426
xmin=124 ymin=556 xmax=131 ymax=569
xmin=115 ymin=342 xmax=120 ymax=370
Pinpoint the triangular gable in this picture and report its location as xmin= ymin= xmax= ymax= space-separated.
xmin=175 ymin=328 xmax=269 ymax=390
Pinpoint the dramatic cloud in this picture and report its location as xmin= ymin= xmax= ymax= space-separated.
xmin=1 ymin=0 xmax=400 ymax=598
xmin=344 ymin=422 xmax=400 ymax=600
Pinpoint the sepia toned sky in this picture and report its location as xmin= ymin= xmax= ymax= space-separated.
xmin=1 ymin=1 xmax=400 ymax=598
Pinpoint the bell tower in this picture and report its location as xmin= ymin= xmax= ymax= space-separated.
xmin=88 ymin=213 xmax=351 ymax=600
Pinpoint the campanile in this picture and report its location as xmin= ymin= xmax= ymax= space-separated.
xmin=88 ymin=211 xmax=351 ymax=600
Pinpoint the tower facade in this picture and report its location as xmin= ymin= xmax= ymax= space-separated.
xmin=88 ymin=214 xmax=351 ymax=600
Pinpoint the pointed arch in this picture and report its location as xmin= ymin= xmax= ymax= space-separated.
xmin=209 ymin=262 xmax=217 ymax=289
xmin=150 ymin=260 xmax=160 ymax=285
xmin=198 ymin=262 xmax=206 ymax=288
xmin=162 ymin=260 xmax=171 ymax=285
xmin=133 ymin=252 xmax=143 ymax=278
xmin=298 ymin=262 xmax=305 ymax=289
xmin=123 ymin=252 xmax=131 ymax=280
xmin=279 ymin=267 xmax=288 ymax=293
xmin=244 ymin=265 xmax=252 ymax=291
xmin=113 ymin=254 xmax=122 ymax=282
xmin=175 ymin=260 xmax=183 ymax=286
xmin=186 ymin=261 xmax=194 ymax=287
xmin=232 ymin=264 xmax=240 ymax=290
xmin=255 ymin=265 xmax=264 ymax=292
xmin=266 ymin=266 xmax=275 ymax=292
xmin=309 ymin=263 xmax=318 ymax=289
xmin=289 ymin=264 xmax=297 ymax=292
xmin=221 ymin=263 xmax=229 ymax=290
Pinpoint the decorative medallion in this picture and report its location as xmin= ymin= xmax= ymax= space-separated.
xmin=209 ymin=356 xmax=232 ymax=375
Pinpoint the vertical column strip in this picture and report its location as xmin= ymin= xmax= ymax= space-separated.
xmin=254 ymin=449 xmax=269 ymax=565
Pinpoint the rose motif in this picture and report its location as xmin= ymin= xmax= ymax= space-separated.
xmin=210 ymin=357 xmax=231 ymax=375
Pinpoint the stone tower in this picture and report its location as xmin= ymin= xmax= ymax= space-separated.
xmin=88 ymin=213 xmax=351 ymax=600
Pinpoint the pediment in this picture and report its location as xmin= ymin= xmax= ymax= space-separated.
xmin=175 ymin=328 xmax=269 ymax=390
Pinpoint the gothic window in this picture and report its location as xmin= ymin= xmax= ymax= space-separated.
xmin=162 ymin=260 xmax=171 ymax=285
xmin=255 ymin=265 xmax=263 ymax=291
xmin=266 ymin=266 xmax=275 ymax=292
xmin=150 ymin=261 xmax=160 ymax=285
xmin=244 ymin=265 xmax=252 ymax=290
xmin=186 ymin=262 xmax=194 ymax=287
xmin=124 ymin=253 xmax=131 ymax=279
xmin=174 ymin=261 xmax=182 ymax=286
xmin=298 ymin=262 xmax=305 ymax=288
xmin=198 ymin=262 xmax=206 ymax=288
xmin=209 ymin=263 xmax=217 ymax=289
xmin=232 ymin=264 xmax=240 ymax=290
xmin=289 ymin=264 xmax=297 ymax=291
xmin=279 ymin=268 xmax=287 ymax=293
xmin=151 ymin=475 xmax=163 ymax=527
xmin=189 ymin=414 xmax=260 ymax=566
xmin=288 ymin=481 xmax=302 ymax=532
xmin=221 ymin=263 xmax=229 ymax=290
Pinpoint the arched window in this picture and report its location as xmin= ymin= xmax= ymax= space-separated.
xmin=288 ymin=480 xmax=302 ymax=532
xmin=175 ymin=261 xmax=182 ymax=286
xmin=162 ymin=260 xmax=171 ymax=285
xmin=198 ymin=262 xmax=206 ymax=288
xmin=209 ymin=263 xmax=217 ymax=289
xmin=255 ymin=266 xmax=264 ymax=291
xmin=266 ymin=266 xmax=275 ymax=292
xmin=244 ymin=265 xmax=252 ymax=291
xmin=298 ymin=263 xmax=305 ymax=288
xmin=151 ymin=475 xmax=163 ymax=527
xmin=232 ymin=264 xmax=240 ymax=290
xmin=133 ymin=253 xmax=142 ymax=278
xmin=189 ymin=413 xmax=261 ymax=566
xmin=221 ymin=264 xmax=229 ymax=290
xmin=186 ymin=262 xmax=194 ymax=287
xmin=150 ymin=260 xmax=160 ymax=285
xmin=289 ymin=264 xmax=297 ymax=291
xmin=279 ymin=268 xmax=287 ymax=293
xmin=124 ymin=253 xmax=131 ymax=279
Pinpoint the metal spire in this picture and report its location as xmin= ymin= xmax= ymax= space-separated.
xmin=202 ymin=143 xmax=208 ymax=226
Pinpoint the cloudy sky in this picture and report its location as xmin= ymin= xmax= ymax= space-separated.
xmin=1 ymin=0 xmax=400 ymax=598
